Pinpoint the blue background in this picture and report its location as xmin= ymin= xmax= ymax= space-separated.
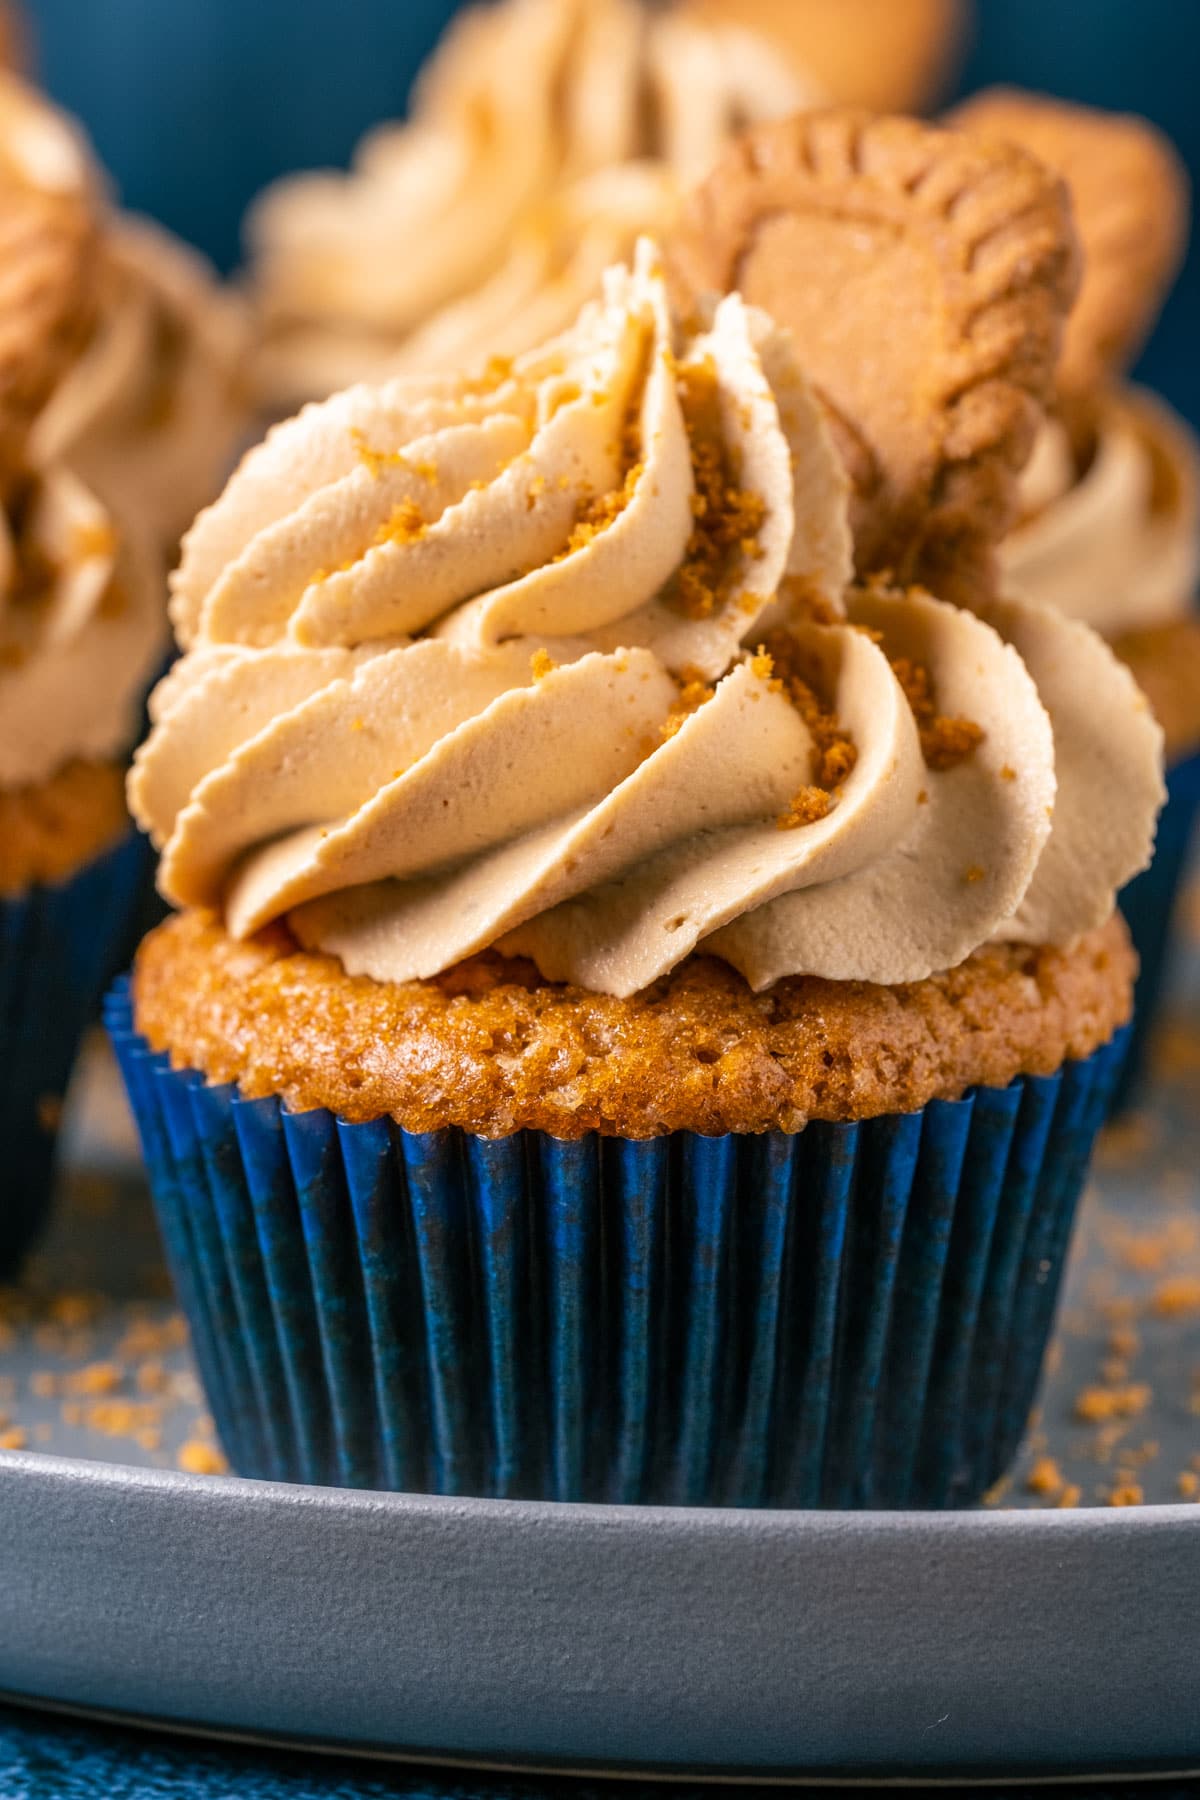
xmin=22 ymin=0 xmax=1200 ymax=423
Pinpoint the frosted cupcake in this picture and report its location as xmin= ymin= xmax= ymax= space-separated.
xmin=0 ymin=84 xmax=165 ymax=1264
xmin=114 ymin=118 xmax=1160 ymax=1508
xmin=954 ymin=91 xmax=1200 ymax=1098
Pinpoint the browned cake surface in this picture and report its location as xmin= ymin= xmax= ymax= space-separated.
xmin=1114 ymin=614 xmax=1200 ymax=765
xmin=133 ymin=909 xmax=1135 ymax=1139
xmin=0 ymin=758 xmax=129 ymax=896
xmin=669 ymin=111 xmax=1080 ymax=602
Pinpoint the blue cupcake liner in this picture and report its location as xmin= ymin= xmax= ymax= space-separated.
xmin=1114 ymin=746 xmax=1200 ymax=1111
xmin=0 ymin=830 xmax=151 ymax=1276
xmin=106 ymin=980 xmax=1127 ymax=1509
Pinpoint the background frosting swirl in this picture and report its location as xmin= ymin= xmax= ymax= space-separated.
xmin=135 ymin=243 xmax=1164 ymax=998
xmin=1002 ymin=387 xmax=1200 ymax=639
xmin=29 ymin=215 xmax=248 ymax=545
xmin=0 ymin=460 xmax=165 ymax=788
xmin=249 ymin=0 xmax=818 ymax=406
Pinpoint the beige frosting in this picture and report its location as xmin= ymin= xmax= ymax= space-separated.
xmin=0 ymin=462 xmax=166 ymax=789
xmin=28 ymin=216 xmax=249 ymax=546
xmin=1001 ymin=386 xmax=1200 ymax=638
xmin=0 ymin=84 xmax=178 ymax=791
xmin=248 ymin=0 xmax=819 ymax=407
xmin=0 ymin=74 xmax=248 ymax=549
xmin=0 ymin=69 xmax=97 ymax=197
xmin=133 ymin=242 xmax=1164 ymax=998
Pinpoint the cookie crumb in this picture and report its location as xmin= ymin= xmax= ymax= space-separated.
xmin=1074 ymin=1382 xmax=1151 ymax=1423
xmin=178 ymin=1440 xmax=228 ymax=1476
xmin=777 ymin=786 xmax=834 ymax=830
xmin=1025 ymin=1454 xmax=1064 ymax=1497
xmin=889 ymin=655 xmax=985 ymax=771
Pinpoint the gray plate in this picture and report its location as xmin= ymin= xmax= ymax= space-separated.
xmin=1 ymin=1449 xmax=1199 ymax=1783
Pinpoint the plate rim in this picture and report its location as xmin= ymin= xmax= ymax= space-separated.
xmin=4 ymin=1447 xmax=1200 ymax=1781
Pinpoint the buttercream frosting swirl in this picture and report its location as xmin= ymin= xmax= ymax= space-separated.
xmin=0 ymin=77 xmax=173 ymax=791
xmin=0 ymin=461 xmax=165 ymax=789
xmin=249 ymin=0 xmax=819 ymax=405
xmin=133 ymin=243 xmax=1164 ymax=998
xmin=1001 ymin=386 xmax=1200 ymax=639
xmin=28 ymin=215 xmax=249 ymax=545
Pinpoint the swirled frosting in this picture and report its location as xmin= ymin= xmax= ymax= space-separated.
xmin=0 ymin=72 xmax=247 ymax=548
xmin=29 ymin=216 xmax=248 ymax=545
xmin=0 ymin=78 xmax=173 ymax=791
xmin=1001 ymin=386 xmax=1200 ymax=639
xmin=0 ymin=463 xmax=165 ymax=789
xmin=249 ymin=0 xmax=819 ymax=406
xmin=133 ymin=242 xmax=1164 ymax=998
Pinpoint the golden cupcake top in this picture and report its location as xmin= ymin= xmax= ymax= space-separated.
xmin=136 ymin=908 xmax=1134 ymax=1138
xmin=133 ymin=217 xmax=1162 ymax=1000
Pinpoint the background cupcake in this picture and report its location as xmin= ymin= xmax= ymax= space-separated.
xmin=115 ymin=115 xmax=1160 ymax=1510
xmin=953 ymin=90 xmax=1200 ymax=1103
xmin=0 ymin=67 xmax=250 ymax=560
xmin=0 ymin=76 xmax=166 ymax=1269
xmin=246 ymin=0 xmax=967 ymax=412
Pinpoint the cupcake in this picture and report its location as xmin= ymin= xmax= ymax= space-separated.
xmin=251 ymin=0 xmax=905 ymax=412
xmin=952 ymin=90 xmax=1200 ymax=1101
xmin=114 ymin=116 xmax=1162 ymax=1509
xmin=0 ymin=83 xmax=166 ymax=1267
xmin=0 ymin=69 xmax=250 ymax=557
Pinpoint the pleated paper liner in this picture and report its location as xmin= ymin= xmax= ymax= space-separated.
xmin=107 ymin=981 xmax=1126 ymax=1509
xmin=1114 ymin=746 xmax=1200 ymax=1112
xmin=0 ymin=830 xmax=151 ymax=1276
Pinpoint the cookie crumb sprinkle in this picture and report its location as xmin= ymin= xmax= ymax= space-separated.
xmin=890 ymin=656 xmax=985 ymax=771
xmin=777 ymin=787 xmax=834 ymax=830
xmin=659 ymin=667 xmax=715 ymax=743
xmin=670 ymin=358 xmax=765 ymax=620
xmin=759 ymin=631 xmax=858 ymax=790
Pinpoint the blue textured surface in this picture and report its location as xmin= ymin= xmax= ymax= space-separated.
xmin=1115 ymin=749 xmax=1200 ymax=1110
xmin=105 ymin=986 xmax=1127 ymax=1509
xmin=4 ymin=1698 xmax=1200 ymax=1800
xmin=0 ymin=832 xmax=150 ymax=1278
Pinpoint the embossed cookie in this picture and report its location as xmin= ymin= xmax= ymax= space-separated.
xmin=679 ymin=0 xmax=967 ymax=114
xmin=669 ymin=110 xmax=1080 ymax=596
xmin=0 ymin=74 xmax=100 ymax=490
xmin=951 ymin=89 xmax=1189 ymax=398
